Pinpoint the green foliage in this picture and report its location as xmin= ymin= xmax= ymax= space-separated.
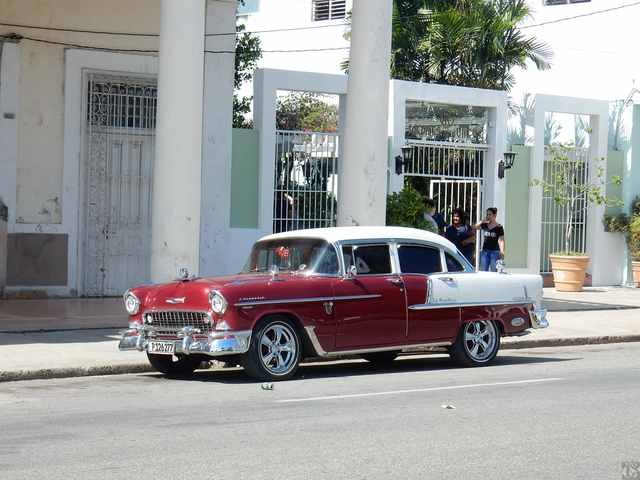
xmin=346 ymin=0 xmax=552 ymax=91
xmin=603 ymin=213 xmax=630 ymax=234
xmin=632 ymin=195 xmax=640 ymax=217
xmin=530 ymin=144 xmax=623 ymax=255
xmin=233 ymin=24 xmax=262 ymax=128
xmin=628 ymin=216 xmax=640 ymax=261
xmin=276 ymin=93 xmax=338 ymax=132
xmin=386 ymin=185 xmax=437 ymax=232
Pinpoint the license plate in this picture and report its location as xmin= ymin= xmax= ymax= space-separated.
xmin=148 ymin=341 xmax=175 ymax=355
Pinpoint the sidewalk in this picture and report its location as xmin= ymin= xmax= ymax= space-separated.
xmin=1 ymin=287 xmax=640 ymax=382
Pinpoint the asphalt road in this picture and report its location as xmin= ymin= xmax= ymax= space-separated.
xmin=1 ymin=343 xmax=639 ymax=480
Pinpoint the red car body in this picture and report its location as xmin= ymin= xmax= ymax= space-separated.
xmin=120 ymin=226 xmax=548 ymax=380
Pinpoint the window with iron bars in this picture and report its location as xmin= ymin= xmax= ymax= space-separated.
xmin=312 ymin=0 xmax=346 ymax=21
xmin=544 ymin=0 xmax=590 ymax=5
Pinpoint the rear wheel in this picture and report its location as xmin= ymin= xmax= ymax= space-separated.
xmin=449 ymin=320 xmax=500 ymax=367
xmin=361 ymin=351 xmax=399 ymax=364
xmin=146 ymin=353 xmax=203 ymax=376
xmin=242 ymin=317 xmax=302 ymax=381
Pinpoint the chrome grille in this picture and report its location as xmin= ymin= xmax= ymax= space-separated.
xmin=146 ymin=311 xmax=211 ymax=335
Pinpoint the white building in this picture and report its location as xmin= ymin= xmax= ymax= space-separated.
xmin=236 ymin=0 xmax=351 ymax=103
xmin=0 ymin=0 xmax=237 ymax=296
xmin=1 ymin=0 xmax=638 ymax=297
xmin=513 ymin=0 xmax=640 ymax=103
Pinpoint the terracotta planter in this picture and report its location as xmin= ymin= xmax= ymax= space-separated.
xmin=632 ymin=261 xmax=640 ymax=288
xmin=549 ymin=255 xmax=590 ymax=292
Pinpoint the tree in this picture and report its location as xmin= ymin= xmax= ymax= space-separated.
xmin=345 ymin=0 xmax=552 ymax=92
xmin=530 ymin=144 xmax=622 ymax=255
xmin=234 ymin=23 xmax=262 ymax=128
xmin=276 ymin=93 xmax=338 ymax=132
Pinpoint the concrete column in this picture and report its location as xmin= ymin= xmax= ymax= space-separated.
xmin=151 ymin=0 xmax=206 ymax=281
xmin=337 ymin=0 xmax=393 ymax=226
xmin=199 ymin=0 xmax=236 ymax=276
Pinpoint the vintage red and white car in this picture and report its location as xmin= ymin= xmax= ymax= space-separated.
xmin=119 ymin=226 xmax=548 ymax=380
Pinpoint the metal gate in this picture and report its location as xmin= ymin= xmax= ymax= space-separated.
xmin=539 ymin=147 xmax=589 ymax=273
xmin=429 ymin=179 xmax=483 ymax=228
xmin=403 ymin=141 xmax=487 ymax=265
xmin=273 ymin=130 xmax=339 ymax=233
xmin=82 ymin=73 xmax=157 ymax=296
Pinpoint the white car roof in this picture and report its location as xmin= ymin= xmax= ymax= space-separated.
xmin=259 ymin=226 xmax=458 ymax=251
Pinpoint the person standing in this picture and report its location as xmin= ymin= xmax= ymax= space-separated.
xmin=473 ymin=207 xmax=505 ymax=272
xmin=445 ymin=208 xmax=475 ymax=263
xmin=423 ymin=198 xmax=439 ymax=232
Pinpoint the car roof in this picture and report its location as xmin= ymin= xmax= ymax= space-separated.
xmin=259 ymin=226 xmax=457 ymax=251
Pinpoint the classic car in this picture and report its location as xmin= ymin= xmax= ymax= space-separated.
xmin=119 ymin=226 xmax=548 ymax=381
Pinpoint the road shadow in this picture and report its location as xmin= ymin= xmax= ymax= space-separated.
xmin=142 ymin=352 xmax=577 ymax=384
xmin=543 ymin=298 xmax=639 ymax=312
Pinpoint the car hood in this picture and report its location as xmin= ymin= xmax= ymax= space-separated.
xmin=136 ymin=273 xmax=301 ymax=311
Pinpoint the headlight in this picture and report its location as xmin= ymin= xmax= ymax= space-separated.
xmin=123 ymin=290 xmax=140 ymax=315
xmin=209 ymin=290 xmax=228 ymax=315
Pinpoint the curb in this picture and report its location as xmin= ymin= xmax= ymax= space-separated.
xmin=502 ymin=334 xmax=640 ymax=350
xmin=2 ymin=335 xmax=640 ymax=383
xmin=0 ymin=363 xmax=153 ymax=383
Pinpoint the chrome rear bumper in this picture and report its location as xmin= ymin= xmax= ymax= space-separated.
xmin=118 ymin=326 xmax=251 ymax=357
xmin=529 ymin=307 xmax=549 ymax=329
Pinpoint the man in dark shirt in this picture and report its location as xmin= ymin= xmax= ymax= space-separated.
xmin=473 ymin=207 xmax=505 ymax=272
xmin=444 ymin=208 xmax=475 ymax=263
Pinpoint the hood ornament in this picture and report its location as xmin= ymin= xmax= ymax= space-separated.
xmin=166 ymin=297 xmax=186 ymax=304
xmin=177 ymin=267 xmax=194 ymax=281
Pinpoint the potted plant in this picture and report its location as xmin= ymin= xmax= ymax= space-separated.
xmin=628 ymin=216 xmax=640 ymax=287
xmin=531 ymin=144 xmax=622 ymax=292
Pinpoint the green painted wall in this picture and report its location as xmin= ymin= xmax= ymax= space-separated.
xmin=606 ymin=150 xmax=625 ymax=216
xmin=505 ymin=146 xmax=626 ymax=268
xmin=504 ymin=145 xmax=530 ymax=268
xmin=230 ymin=128 xmax=259 ymax=228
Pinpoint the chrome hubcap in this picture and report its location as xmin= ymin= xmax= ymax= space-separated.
xmin=463 ymin=320 xmax=497 ymax=361
xmin=259 ymin=324 xmax=297 ymax=375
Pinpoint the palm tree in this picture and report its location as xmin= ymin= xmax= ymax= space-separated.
xmin=345 ymin=0 xmax=553 ymax=91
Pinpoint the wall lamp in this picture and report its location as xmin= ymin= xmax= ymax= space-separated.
xmin=498 ymin=151 xmax=516 ymax=179
xmin=395 ymin=144 xmax=414 ymax=175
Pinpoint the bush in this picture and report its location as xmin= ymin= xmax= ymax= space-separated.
xmin=632 ymin=196 xmax=640 ymax=217
xmin=386 ymin=185 xmax=437 ymax=232
xmin=603 ymin=213 xmax=630 ymax=234
xmin=628 ymin=216 xmax=640 ymax=261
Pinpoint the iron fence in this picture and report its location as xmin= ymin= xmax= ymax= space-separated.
xmin=273 ymin=130 xmax=339 ymax=233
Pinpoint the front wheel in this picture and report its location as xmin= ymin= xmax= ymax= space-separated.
xmin=242 ymin=317 xmax=302 ymax=381
xmin=146 ymin=353 xmax=203 ymax=376
xmin=449 ymin=320 xmax=500 ymax=367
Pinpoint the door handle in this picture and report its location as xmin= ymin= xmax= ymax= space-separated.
xmin=386 ymin=277 xmax=404 ymax=285
xmin=440 ymin=276 xmax=456 ymax=284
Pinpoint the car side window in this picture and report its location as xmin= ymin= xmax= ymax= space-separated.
xmin=445 ymin=252 xmax=465 ymax=272
xmin=397 ymin=245 xmax=442 ymax=275
xmin=342 ymin=245 xmax=392 ymax=275
xmin=313 ymin=245 xmax=339 ymax=275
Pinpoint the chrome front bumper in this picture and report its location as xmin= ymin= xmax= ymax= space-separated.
xmin=118 ymin=326 xmax=251 ymax=357
xmin=529 ymin=307 xmax=549 ymax=329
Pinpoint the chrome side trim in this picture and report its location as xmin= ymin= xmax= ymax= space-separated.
xmin=304 ymin=326 xmax=328 ymax=356
xmin=234 ymin=294 xmax=382 ymax=308
xmin=303 ymin=326 xmax=451 ymax=358
xmin=409 ymin=299 xmax=534 ymax=311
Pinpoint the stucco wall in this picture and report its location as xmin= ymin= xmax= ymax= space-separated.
xmin=0 ymin=0 xmax=159 ymax=224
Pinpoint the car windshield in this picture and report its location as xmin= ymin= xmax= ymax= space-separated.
xmin=242 ymin=238 xmax=339 ymax=275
